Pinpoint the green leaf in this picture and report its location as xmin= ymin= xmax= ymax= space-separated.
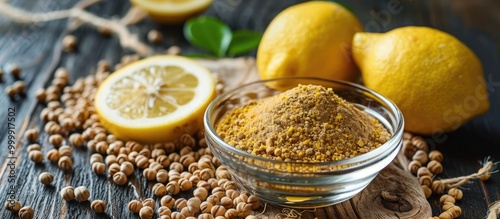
xmin=183 ymin=16 xmax=233 ymax=57
xmin=227 ymin=30 xmax=262 ymax=56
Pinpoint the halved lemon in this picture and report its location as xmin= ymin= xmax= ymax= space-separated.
xmin=130 ymin=0 xmax=213 ymax=24
xmin=94 ymin=55 xmax=216 ymax=144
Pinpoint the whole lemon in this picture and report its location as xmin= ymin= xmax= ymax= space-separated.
xmin=352 ymin=26 xmax=490 ymax=135
xmin=257 ymin=1 xmax=363 ymax=82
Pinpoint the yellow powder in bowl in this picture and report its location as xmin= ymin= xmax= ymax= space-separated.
xmin=216 ymin=84 xmax=391 ymax=162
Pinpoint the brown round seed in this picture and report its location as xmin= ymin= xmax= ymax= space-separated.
xmin=18 ymin=206 xmax=34 ymax=219
xmin=158 ymin=206 xmax=172 ymax=216
xmin=27 ymin=144 xmax=41 ymax=152
xmin=412 ymin=150 xmax=428 ymax=165
xmin=147 ymin=29 xmax=163 ymax=44
xmin=211 ymin=205 xmax=226 ymax=217
xmin=92 ymin=162 xmax=106 ymax=175
xmin=120 ymin=161 xmax=135 ymax=176
xmin=39 ymin=172 xmax=54 ymax=185
xmin=49 ymin=134 xmax=64 ymax=147
xmin=128 ymin=200 xmax=143 ymax=213
xmin=421 ymin=185 xmax=432 ymax=198
xmin=193 ymin=187 xmax=208 ymax=201
xmin=157 ymin=169 xmax=169 ymax=183
xmin=166 ymin=181 xmax=180 ymax=195
xmin=62 ymin=35 xmax=78 ymax=52
xmin=428 ymin=150 xmax=443 ymax=162
xmin=139 ymin=206 xmax=154 ymax=219
xmin=46 ymin=149 xmax=61 ymax=163
xmin=74 ymin=186 xmax=90 ymax=202
xmin=90 ymin=153 xmax=104 ymax=164
xmin=58 ymin=156 xmax=73 ymax=171
xmin=4 ymin=199 xmax=21 ymax=213
xmin=61 ymin=186 xmax=75 ymax=201
xmin=113 ymin=172 xmax=128 ymax=185
xmin=246 ymin=195 xmax=261 ymax=210
xmin=91 ymin=200 xmax=106 ymax=213
xmin=427 ymin=160 xmax=443 ymax=175
xmin=108 ymin=163 xmax=121 ymax=176
xmin=69 ymin=133 xmax=84 ymax=147
xmin=142 ymin=198 xmax=156 ymax=209
xmin=24 ymin=129 xmax=40 ymax=142
xmin=153 ymin=183 xmax=167 ymax=197
xmin=448 ymin=188 xmax=463 ymax=200
xmin=200 ymin=201 xmax=213 ymax=214
xmin=161 ymin=195 xmax=175 ymax=209
xmin=29 ymin=150 xmax=43 ymax=163
xmin=236 ymin=202 xmax=252 ymax=218
xmin=58 ymin=145 xmax=73 ymax=157
xmin=143 ymin=168 xmax=157 ymax=181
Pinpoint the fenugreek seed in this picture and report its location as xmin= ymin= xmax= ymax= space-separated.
xmin=187 ymin=197 xmax=201 ymax=213
xmin=5 ymin=86 xmax=17 ymax=98
xmin=58 ymin=145 xmax=73 ymax=157
xmin=447 ymin=188 xmax=463 ymax=200
xmin=193 ymin=187 xmax=208 ymax=201
xmin=246 ymin=195 xmax=261 ymax=210
xmin=200 ymin=201 xmax=213 ymax=214
xmin=126 ymin=141 xmax=143 ymax=152
xmin=216 ymin=170 xmax=231 ymax=180
xmin=143 ymin=198 xmax=156 ymax=209
xmin=439 ymin=194 xmax=456 ymax=205
xmin=120 ymin=161 xmax=135 ymax=176
xmin=233 ymin=195 xmax=248 ymax=207
xmin=143 ymin=168 xmax=157 ymax=181
xmin=418 ymin=175 xmax=433 ymax=187
xmin=92 ymin=162 xmax=106 ymax=175
xmin=166 ymin=181 xmax=180 ymax=195
xmin=58 ymin=156 xmax=73 ymax=171
xmin=108 ymin=163 xmax=121 ymax=176
xmin=105 ymin=155 xmax=117 ymax=166
xmin=225 ymin=208 xmax=238 ymax=219
xmin=171 ymin=212 xmax=184 ymax=219
xmin=136 ymin=155 xmax=150 ymax=169
xmin=200 ymin=169 xmax=215 ymax=181
xmin=166 ymin=45 xmax=182 ymax=55
xmin=412 ymin=150 xmax=428 ymax=165
xmin=438 ymin=211 xmax=453 ymax=219
xmin=429 ymin=150 xmax=443 ymax=162
xmin=29 ymin=150 xmax=43 ymax=163
xmin=153 ymin=183 xmax=167 ymax=197
xmin=90 ymin=153 xmax=104 ymax=165
xmin=179 ymin=178 xmax=193 ymax=191
xmin=206 ymin=195 xmax=219 ymax=206
xmin=150 ymin=162 xmax=163 ymax=172
xmin=96 ymin=141 xmax=109 ymax=154
xmin=225 ymin=190 xmax=239 ymax=200
xmin=442 ymin=202 xmax=455 ymax=211
xmin=161 ymin=195 xmax=175 ymax=209
xmin=27 ymin=144 xmax=41 ymax=152
xmin=24 ymin=129 xmax=40 ymax=142
xmin=128 ymin=200 xmax=143 ymax=213
xmin=91 ymin=200 xmax=106 ymax=213
xmin=421 ymin=185 xmax=432 ymax=198
xmin=147 ymin=29 xmax=163 ymax=44
xmin=220 ymin=197 xmax=233 ymax=209
xmin=236 ymin=202 xmax=252 ymax=217
xmin=181 ymin=207 xmax=195 ymax=217
xmin=222 ymin=181 xmax=237 ymax=191
xmin=210 ymin=205 xmax=226 ymax=217
xmin=9 ymin=64 xmax=21 ymax=78
xmin=417 ymin=167 xmax=433 ymax=178
xmin=18 ymin=206 xmax=34 ymax=219
xmin=199 ymin=213 xmax=214 ymax=219
xmin=61 ymin=186 xmax=75 ymax=201
xmin=447 ymin=205 xmax=462 ymax=218
xmin=139 ymin=206 xmax=154 ymax=219
xmin=113 ymin=172 xmax=128 ymax=185
xmin=175 ymin=198 xmax=188 ymax=210
xmin=74 ymin=186 xmax=90 ymax=202
xmin=12 ymin=81 xmax=26 ymax=93
xmin=49 ymin=134 xmax=64 ymax=148
xmin=411 ymin=136 xmax=428 ymax=152
xmin=431 ymin=180 xmax=445 ymax=194
xmin=427 ymin=160 xmax=443 ymax=174
xmin=158 ymin=206 xmax=172 ymax=216
xmin=207 ymin=178 xmax=218 ymax=190
xmin=4 ymin=199 xmax=21 ymax=213
xmin=62 ymin=35 xmax=78 ymax=52
xmin=39 ymin=172 xmax=54 ymax=185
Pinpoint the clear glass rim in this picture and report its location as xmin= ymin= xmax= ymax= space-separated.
xmin=204 ymin=77 xmax=404 ymax=167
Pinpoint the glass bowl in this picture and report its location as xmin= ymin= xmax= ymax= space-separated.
xmin=204 ymin=77 xmax=404 ymax=208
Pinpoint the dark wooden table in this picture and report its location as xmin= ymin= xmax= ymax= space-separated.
xmin=1 ymin=0 xmax=499 ymax=218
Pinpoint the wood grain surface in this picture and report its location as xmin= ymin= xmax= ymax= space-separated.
xmin=0 ymin=0 xmax=499 ymax=219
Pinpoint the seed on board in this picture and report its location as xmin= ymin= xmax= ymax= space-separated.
xmin=200 ymin=201 xmax=213 ymax=214
xmin=9 ymin=64 xmax=21 ymax=78
xmin=142 ymin=198 xmax=156 ymax=209
xmin=5 ymin=86 xmax=17 ymax=98
xmin=91 ymin=200 xmax=106 ymax=213
xmin=46 ymin=149 xmax=61 ymax=163
xmin=58 ymin=156 xmax=73 ymax=171
xmin=28 ymin=150 xmax=43 ymax=163
xmin=211 ymin=205 xmax=226 ymax=217
xmin=18 ymin=206 xmax=34 ymax=219
xmin=58 ymin=145 xmax=73 ymax=157
xmin=120 ymin=161 xmax=135 ymax=176
xmin=24 ymin=128 xmax=40 ymax=143
xmin=62 ymin=35 xmax=78 ymax=52
xmin=128 ymin=200 xmax=143 ymax=213
xmin=157 ymin=206 xmax=172 ymax=216
xmin=35 ymin=88 xmax=46 ymax=102
xmin=139 ymin=206 xmax=154 ymax=219
xmin=12 ymin=81 xmax=26 ymax=93
xmin=153 ymin=183 xmax=167 ymax=197
xmin=90 ymin=153 xmax=104 ymax=164
xmin=74 ymin=186 xmax=90 ymax=202
xmin=447 ymin=188 xmax=463 ymax=200
xmin=69 ymin=133 xmax=85 ymax=147
xmin=27 ymin=143 xmax=41 ymax=152
xmin=38 ymin=172 xmax=54 ymax=185
xmin=92 ymin=162 xmax=106 ymax=175
xmin=113 ymin=172 xmax=128 ymax=185
xmin=49 ymin=134 xmax=64 ymax=148
xmin=161 ymin=195 xmax=175 ymax=209
xmin=4 ymin=199 xmax=21 ymax=213
xmin=61 ymin=186 xmax=75 ymax=201
xmin=236 ymin=202 xmax=252 ymax=218
xmin=246 ymin=195 xmax=261 ymax=210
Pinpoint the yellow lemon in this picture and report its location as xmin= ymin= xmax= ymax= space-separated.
xmin=352 ymin=26 xmax=490 ymax=135
xmin=94 ymin=55 xmax=216 ymax=144
xmin=257 ymin=1 xmax=363 ymax=82
xmin=130 ymin=0 xmax=213 ymax=24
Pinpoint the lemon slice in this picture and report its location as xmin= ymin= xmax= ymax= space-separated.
xmin=95 ymin=55 xmax=216 ymax=144
xmin=130 ymin=0 xmax=213 ymax=24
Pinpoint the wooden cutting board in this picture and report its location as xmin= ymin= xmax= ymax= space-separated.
xmin=197 ymin=57 xmax=432 ymax=219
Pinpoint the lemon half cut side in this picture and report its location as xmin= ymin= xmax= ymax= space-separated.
xmin=95 ymin=55 xmax=216 ymax=144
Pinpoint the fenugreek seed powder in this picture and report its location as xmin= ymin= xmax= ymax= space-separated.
xmin=216 ymin=84 xmax=391 ymax=162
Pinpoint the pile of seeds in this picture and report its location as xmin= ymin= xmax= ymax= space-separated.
xmin=15 ymin=56 xmax=262 ymax=219
xmin=403 ymin=133 xmax=463 ymax=219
